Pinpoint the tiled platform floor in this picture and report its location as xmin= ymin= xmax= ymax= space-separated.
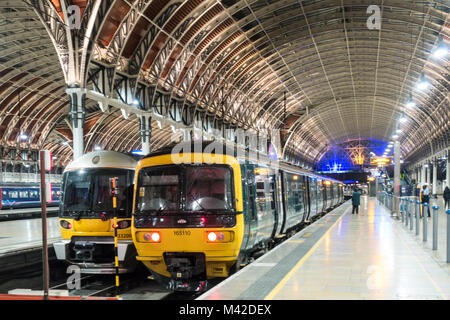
xmin=199 ymin=197 xmax=450 ymax=300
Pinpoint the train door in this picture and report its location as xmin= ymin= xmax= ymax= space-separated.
xmin=301 ymin=175 xmax=309 ymax=221
xmin=241 ymin=164 xmax=257 ymax=254
xmin=326 ymin=183 xmax=332 ymax=210
xmin=308 ymin=178 xmax=317 ymax=219
xmin=278 ymin=171 xmax=287 ymax=235
xmin=333 ymin=184 xmax=338 ymax=206
xmin=317 ymin=180 xmax=325 ymax=213
xmin=254 ymin=167 xmax=277 ymax=247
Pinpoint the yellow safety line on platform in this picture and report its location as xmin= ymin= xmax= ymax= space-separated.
xmin=393 ymin=222 xmax=448 ymax=300
xmin=265 ymin=207 xmax=350 ymax=300
xmin=286 ymin=240 xmax=305 ymax=243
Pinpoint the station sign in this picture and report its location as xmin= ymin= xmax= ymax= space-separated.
xmin=370 ymin=157 xmax=391 ymax=166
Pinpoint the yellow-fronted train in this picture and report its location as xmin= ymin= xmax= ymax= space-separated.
xmin=132 ymin=141 xmax=343 ymax=291
xmin=54 ymin=151 xmax=138 ymax=274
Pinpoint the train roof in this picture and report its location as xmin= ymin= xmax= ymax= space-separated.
xmin=64 ymin=151 xmax=137 ymax=171
xmin=141 ymin=141 xmax=342 ymax=184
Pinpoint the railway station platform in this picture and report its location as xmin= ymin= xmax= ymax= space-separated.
xmin=0 ymin=207 xmax=58 ymax=222
xmin=0 ymin=217 xmax=60 ymax=256
xmin=0 ymin=217 xmax=61 ymax=272
xmin=198 ymin=197 xmax=450 ymax=300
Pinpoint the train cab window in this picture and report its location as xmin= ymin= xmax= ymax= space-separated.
xmin=62 ymin=168 xmax=133 ymax=217
xmin=9 ymin=191 xmax=18 ymax=199
xmin=136 ymin=165 xmax=234 ymax=213
xmin=3 ymin=190 xmax=7 ymax=197
xmin=137 ymin=166 xmax=181 ymax=212
xmin=185 ymin=166 xmax=233 ymax=211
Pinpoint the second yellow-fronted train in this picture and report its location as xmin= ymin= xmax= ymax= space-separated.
xmin=54 ymin=151 xmax=137 ymax=274
xmin=131 ymin=141 xmax=344 ymax=291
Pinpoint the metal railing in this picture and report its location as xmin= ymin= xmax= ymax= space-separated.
xmin=377 ymin=191 xmax=450 ymax=263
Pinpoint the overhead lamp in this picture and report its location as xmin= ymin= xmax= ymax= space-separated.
xmin=396 ymin=128 xmax=402 ymax=133
xmin=416 ymin=73 xmax=429 ymax=91
xmin=432 ymin=35 xmax=448 ymax=59
xmin=132 ymin=99 xmax=140 ymax=106
xmin=392 ymin=134 xmax=399 ymax=139
xmin=405 ymin=93 xmax=415 ymax=108
xmin=94 ymin=145 xmax=102 ymax=151
xmin=20 ymin=133 xmax=28 ymax=140
xmin=399 ymin=113 xmax=407 ymax=123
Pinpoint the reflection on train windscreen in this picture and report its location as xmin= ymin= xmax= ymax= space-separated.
xmin=136 ymin=165 xmax=233 ymax=213
xmin=62 ymin=169 xmax=131 ymax=216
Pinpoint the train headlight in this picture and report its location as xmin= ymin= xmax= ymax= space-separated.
xmin=207 ymin=232 xmax=217 ymax=242
xmin=60 ymin=220 xmax=72 ymax=229
xmin=141 ymin=231 xmax=161 ymax=243
xmin=207 ymin=231 xmax=227 ymax=242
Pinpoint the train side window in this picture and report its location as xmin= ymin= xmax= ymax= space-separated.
xmin=29 ymin=190 xmax=39 ymax=199
xmin=9 ymin=191 xmax=18 ymax=198
xmin=270 ymin=180 xmax=276 ymax=210
xmin=246 ymin=170 xmax=256 ymax=220
xmin=19 ymin=191 xmax=29 ymax=198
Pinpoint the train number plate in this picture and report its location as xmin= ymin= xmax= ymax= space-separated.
xmin=173 ymin=230 xmax=191 ymax=236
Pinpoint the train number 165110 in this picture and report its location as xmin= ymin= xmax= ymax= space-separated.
xmin=173 ymin=230 xmax=191 ymax=236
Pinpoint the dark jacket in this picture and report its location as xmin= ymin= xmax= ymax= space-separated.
xmin=352 ymin=191 xmax=361 ymax=206
xmin=422 ymin=189 xmax=430 ymax=203
xmin=444 ymin=187 xmax=450 ymax=201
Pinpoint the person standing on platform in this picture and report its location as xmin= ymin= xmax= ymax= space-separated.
xmin=352 ymin=188 xmax=361 ymax=215
xmin=444 ymin=186 xmax=450 ymax=210
xmin=421 ymin=185 xmax=431 ymax=218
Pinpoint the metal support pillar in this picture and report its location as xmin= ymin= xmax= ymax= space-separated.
xmin=410 ymin=200 xmax=414 ymax=231
xmin=423 ymin=203 xmax=428 ymax=242
xmin=421 ymin=164 xmax=426 ymax=187
xmin=447 ymin=210 xmax=450 ymax=263
xmin=182 ymin=128 xmax=193 ymax=141
xmin=67 ymin=88 xmax=86 ymax=160
xmin=416 ymin=201 xmax=420 ymax=236
xmin=447 ymin=151 xmax=450 ymax=188
xmin=139 ymin=115 xmax=152 ymax=155
xmin=432 ymin=205 xmax=439 ymax=250
xmin=432 ymin=158 xmax=437 ymax=195
xmin=393 ymin=141 xmax=400 ymax=218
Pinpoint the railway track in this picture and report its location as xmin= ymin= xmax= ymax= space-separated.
xmin=0 ymin=207 xmax=336 ymax=300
